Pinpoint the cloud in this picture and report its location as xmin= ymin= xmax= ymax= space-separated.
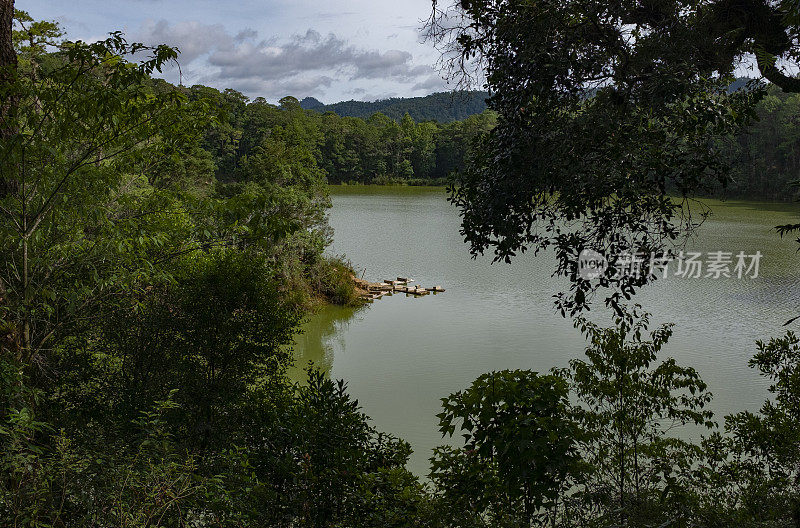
xmin=130 ymin=19 xmax=441 ymax=101
xmin=230 ymin=75 xmax=335 ymax=99
xmin=299 ymin=11 xmax=357 ymax=20
xmin=234 ymin=28 xmax=258 ymax=41
xmin=348 ymin=49 xmax=434 ymax=81
xmin=133 ymin=20 xmax=234 ymax=63
xmin=208 ymin=30 xmax=349 ymax=79
xmin=412 ymin=74 xmax=447 ymax=92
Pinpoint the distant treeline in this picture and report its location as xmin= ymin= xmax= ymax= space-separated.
xmin=198 ymin=85 xmax=800 ymax=200
xmin=293 ymin=82 xmax=800 ymax=201
xmin=722 ymin=85 xmax=800 ymax=200
xmin=189 ymin=88 xmax=497 ymax=186
xmin=299 ymin=91 xmax=490 ymax=123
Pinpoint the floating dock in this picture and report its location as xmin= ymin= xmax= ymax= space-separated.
xmin=353 ymin=275 xmax=444 ymax=301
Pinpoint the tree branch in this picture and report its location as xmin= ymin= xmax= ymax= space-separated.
xmin=756 ymin=50 xmax=800 ymax=92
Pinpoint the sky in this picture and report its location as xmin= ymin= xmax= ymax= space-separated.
xmin=17 ymin=0 xmax=455 ymax=103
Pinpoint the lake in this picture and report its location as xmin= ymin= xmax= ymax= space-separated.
xmin=290 ymin=185 xmax=800 ymax=475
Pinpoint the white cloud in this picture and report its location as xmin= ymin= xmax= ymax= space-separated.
xmin=130 ymin=19 xmax=444 ymax=101
xmin=412 ymin=74 xmax=448 ymax=92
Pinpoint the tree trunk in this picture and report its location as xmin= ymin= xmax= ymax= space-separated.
xmin=0 ymin=0 xmax=14 ymax=73
xmin=0 ymin=0 xmax=17 ymax=196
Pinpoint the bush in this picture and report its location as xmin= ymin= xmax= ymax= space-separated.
xmin=310 ymin=256 xmax=363 ymax=307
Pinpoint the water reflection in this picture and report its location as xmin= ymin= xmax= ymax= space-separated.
xmin=291 ymin=186 xmax=800 ymax=475
xmin=287 ymin=304 xmax=363 ymax=381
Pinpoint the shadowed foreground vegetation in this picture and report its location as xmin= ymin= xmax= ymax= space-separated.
xmin=3 ymin=8 xmax=800 ymax=528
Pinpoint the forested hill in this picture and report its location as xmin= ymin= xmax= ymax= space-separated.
xmin=299 ymin=91 xmax=489 ymax=122
xmin=299 ymin=81 xmax=756 ymax=123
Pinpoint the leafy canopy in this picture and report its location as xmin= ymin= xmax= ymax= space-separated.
xmin=426 ymin=0 xmax=799 ymax=314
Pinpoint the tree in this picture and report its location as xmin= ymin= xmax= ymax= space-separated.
xmin=564 ymin=309 xmax=714 ymax=526
xmin=0 ymin=12 xmax=438 ymax=528
xmin=426 ymin=0 xmax=798 ymax=314
xmin=56 ymin=250 xmax=302 ymax=447
xmin=0 ymin=25 xmax=212 ymax=376
xmin=0 ymin=0 xmax=17 ymax=156
xmin=725 ymin=332 xmax=800 ymax=526
xmin=0 ymin=1 xmax=13 ymax=71
xmin=430 ymin=369 xmax=584 ymax=527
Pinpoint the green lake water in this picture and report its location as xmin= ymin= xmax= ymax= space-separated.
xmin=291 ymin=185 xmax=800 ymax=475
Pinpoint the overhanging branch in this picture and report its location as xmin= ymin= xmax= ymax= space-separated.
xmin=756 ymin=51 xmax=800 ymax=92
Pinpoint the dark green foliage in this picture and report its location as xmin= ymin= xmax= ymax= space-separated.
xmin=431 ymin=311 xmax=718 ymax=528
xmin=425 ymin=0 xmax=800 ymax=314
xmin=564 ymin=310 xmax=714 ymax=526
xmin=300 ymin=91 xmax=489 ymax=123
xmin=310 ymin=256 xmax=363 ymax=306
xmin=193 ymin=87 xmax=496 ymax=186
xmin=431 ymin=370 xmax=584 ymax=526
xmin=1 ymin=391 xmax=212 ymax=527
xmin=73 ymin=251 xmax=299 ymax=444
xmin=287 ymin=370 xmax=424 ymax=527
xmin=724 ymin=86 xmax=800 ymax=200
xmin=0 ymin=12 xmax=432 ymax=528
xmin=7 ymin=8 xmax=800 ymax=528
xmin=1 ymin=361 xmax=430 ymax=527
xmin=721 ymin=332 xmax=800 ymax=526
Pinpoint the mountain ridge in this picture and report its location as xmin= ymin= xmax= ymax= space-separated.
xmin=299 ymin=91 xmax=490 ymax=123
